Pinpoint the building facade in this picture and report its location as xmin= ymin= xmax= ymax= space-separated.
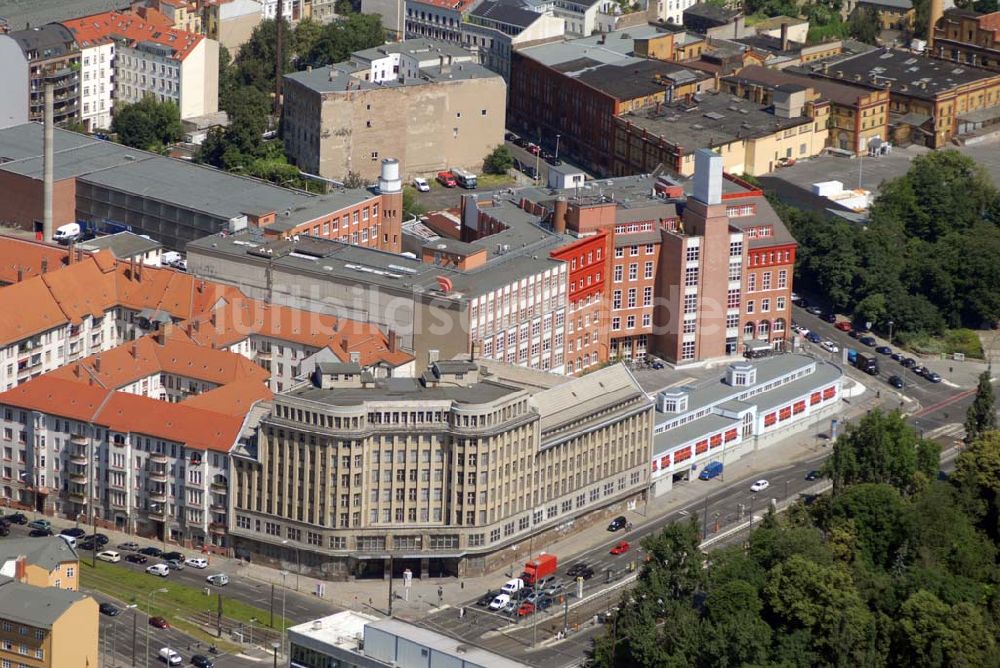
xmin=0 ymin=25 xmax=80 ymax=127
xmin=0 ymin=577 xmax=98 ymax=668
xmin=932 ymin=8 xmax=1000 ymax=72
xmin=282 ymin=40 xmax=506 ymax=182
xmin=405 ymin=0 xmax=481 ymax=44
xmin=202 ymin=0 xmax=264 ymax=54
xmin=229 ymin=361 xmax=651 ymax=578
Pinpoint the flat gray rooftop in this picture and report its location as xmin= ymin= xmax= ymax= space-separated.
xmin=0 ymin=0 xmax=130 ymax=31
xmin=284 ymin=376 xmax=525 ymax=407
xmin=0 ymin=575 xmax=89 ymax=628
xmin=78 ymin=231 xmax=162 ymax=257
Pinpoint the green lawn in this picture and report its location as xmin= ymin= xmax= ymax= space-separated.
xmin=897 ymin=328 xmax=985 ymax=359
xmin=81 ymin=560 xmax=288 ymax=647
xmin=477 ymin=173 xmax=516 ymax=189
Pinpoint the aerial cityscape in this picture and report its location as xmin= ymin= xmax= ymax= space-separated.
xmin=0 ymin=0 xmax=998 ymax=665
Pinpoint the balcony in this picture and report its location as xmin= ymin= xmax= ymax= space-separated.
xmin=210 ymin=480 xmax=228 ymax=493
xmin=210 ymin=501 xmax=227 ymax=512
xmin=70 ymin=454 xmax=89 ymax=466
xmin=148 ymin=490 xmax=167 ymax=504
xmin=256 ymin=349 xmax=272 ymax=360
xmin=149 ymin=452 xmax=168 ymax=464
xmin=67 ymin=491 xmax=87 ymax=504
xmin=69 ymin=473 xmax=88 ymax=485
xmin=70 ymin=433 xmax=89 ymax=445
xmin=209 ymin=522 xmax=226 ymax=534
xmin=148 ymin=506 xmax=167 ymax=521
xmin=148 ymin=468 xmax=168 ymax=483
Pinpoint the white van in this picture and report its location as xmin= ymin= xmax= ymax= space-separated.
xmin=206 ymin=573 xmax=229 ymax=586
xmin=489 ymin=593 xmax=511 ymax=610
xmin=500 ymin=578 xmax=524 ymax=594
xmin=57 ymin=534 xmax=77 ymax=549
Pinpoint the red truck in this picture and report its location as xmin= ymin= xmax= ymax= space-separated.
xmin=521 ymin=553 xmax=557 ymax=586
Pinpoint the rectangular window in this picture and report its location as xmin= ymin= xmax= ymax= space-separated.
xmin=644 ymin=261 xmax=654 ymax=279
xmin=627 ymin=289 xmax=636 ymax=308
xmin=613 ymin=266 xmax=623 ymax=282
xmin=762 ymin=272 xmax=772 ymax=290
xmin=746 ymin=300 xmax=755 ymax=314
xmin=643 ymin=287 xmax=652 ymax=306
xmin=628 ymin=264 xmax=638 ymax=281
xmin=686 ymin=246 xmax=700 ymax=262
xmin=778 ymin=270 xmax=787 ymax=288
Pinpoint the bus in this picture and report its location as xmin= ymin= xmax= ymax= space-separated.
xmin=451 ymin=167 xmax=478 ymax=189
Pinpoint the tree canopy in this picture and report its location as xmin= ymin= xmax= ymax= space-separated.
xmin=110 ymin=96 xmax=182 ymax=152
xmin=781 ymin=150 xmax=1000 ymax=337
xmin=591 ymin=419 xmax=1000 ymax=668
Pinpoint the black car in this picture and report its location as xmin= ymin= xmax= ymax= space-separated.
xmin=578 ymin=567 xmax=595 ymax=580
xmin=566 ymin=563 xmax=590 ymax=577
xmin=806 ymin=331 xmax=823 ymax=344
xmin=89 ymin=533 xmax=109 ymax=546
xmin=545 ymin=157 xmax=563 ymax=166
xmin=4 ymin=513 xmax=27 ymax=525
xmin=77 ymin=539 xmax=96 ymax=551
xmin=821 ymin=313 xmax=837 ymax=323
xmin=607 ymin=516 xmax=627 ymax=532
xmin=504 ymin=131 xmax=518 ymax=142
xmin=29 ymin=528 xmax=52 ymax=537
xmin=125 ymin=553 xmax=148 ymax=564
xmin=60 ymin=527 xmax=86 ymax=539
xmin=890 ymin=352 xmax=904 ymax=362
xmin=477 ymin=590 xmax=501 ymax=607
xmin=99 ymin=603 xmax=120 ymax=617
xmin=875 ymin=346 xmax=892 ymax=355
xmin=0 ymin=525 xmax=8 ymax=537
xmin=859 ymin=336 xmax=877 ymax=347
xmin=161 ymin=551 xmax=185 ymax=562
xmin=901 ymin=357 xmax=917 ymax=369
xmin=805 ymin=470 xmax=821 ymax=481
xmin=138 ymin=547 xmax=162 ymax=557
xmin=889 ymin=375 xmax=904 ymax=389
xmin=925 ymin=371 xmax=942 ymax=383
xmin=536 ymin=595 xmax=554 ymax=610
xmin=847 ymin=330 xmax=860 ymax=339
xmin=191 ymin=656 xmax=214 ymax=668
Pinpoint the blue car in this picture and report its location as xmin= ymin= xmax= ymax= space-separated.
xmin=806 ymin=332 xmax=822 ymax=344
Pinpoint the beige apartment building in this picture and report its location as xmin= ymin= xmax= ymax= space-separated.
xmin=0 ymin=539 xmax=80 ymax=591
xmin=230 ymin=360 xmax=652 ymax=578
xmin=0 ymin=577 xmax=98 ymax=668
xmin=283 ymin=39 xmax=506 ymax=182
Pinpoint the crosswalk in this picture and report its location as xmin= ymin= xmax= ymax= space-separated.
xmin=927 ymin=423 xmax=965 ymax=441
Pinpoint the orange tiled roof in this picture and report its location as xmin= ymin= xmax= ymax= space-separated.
xmin=0 ymin=236 xmax=70 ymax=285
xmin=62 ymin=9 xmax=204 ymax=61
xmin=48 ymin=332 xmax=268 ymax=389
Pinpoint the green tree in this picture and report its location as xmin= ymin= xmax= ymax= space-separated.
xmin=825 ymin=483 xmax=908 ymax=569
xmin=638 ymin=518 xmax=704 ymax=601
xmin=293 ymin=18 xmax=325 ymax=64
xmin=699 ymin=581 xmax=773 ymax=666
xmin=847 ymin=6 xmax=880 ymax=44
xmin=483 ymin=145 xmax=514 ymax=175
xmin=764 ymin=554 xmax=877 ymax=665
xmin=954 ymin=431 xmax=1000 ymax=541
xmin=304 ymin=14 xmax=385 ymax=68
xmin=110 ymin=96 xmax=183 ymax=151
xmin=824 ymin=409 xmax=938 ymax=495
xmin=403 ymin=187 xmax=427 ymax=218
xmin=965 ymin=370 xmax=997 ymax=444
xmin=893 ymin=590 xmax=996 ymax=666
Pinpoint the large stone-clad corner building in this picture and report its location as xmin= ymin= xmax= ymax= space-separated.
xmin=230 ymin=360 xmax=653 ymax=578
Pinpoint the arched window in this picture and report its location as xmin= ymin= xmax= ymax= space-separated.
xmin=758 ymin=320 xmax=771 ymax=337
xmin=743 ymin=322 xmax=755 ymax=339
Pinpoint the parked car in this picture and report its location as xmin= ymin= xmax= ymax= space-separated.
xmin=859 ymin=336 xmax=877 ymax=347
xmin=542 ymin=581 xmax=564 ymax=596
xmin=805 ymin=470 xmax=821 ymax=481
xmin=206 ymin=574 xmax=229 ymax=587
xmin=517 ymin=602 xmax=535 ymax=617
xmin=117 ymin=542 xmax=140 ymax=552
xmin=27 ymin=519 xmax=51 ymax=531
xmin=146 ymin=563 xmax=170 ymax=577
xmin=925 ymin=371 xmax=942 ymax=383
xmin=90 ymin=533 xmax=109 ymax=546
xmin=577 ymin=567 xmax=595 ymax=580
xmin=847 ymin=329 xmax=861 ymax=339
xmin=412 ymin=177 xmax=430 ymax=192
xmin=436 ymin=171 xmax=457 ymax=188
xmin=889 ymin=375 xmax=905 ymax=389
xmin=0 ymin=525 xmax=8 ymax=537
xmin=477 ymin=590 xmax=501 ymax=607
xmin=535 ymin=575 xmax=558 ymax=591
xmin=526 ymin=142 xmax=541 ymax=155
xmin=545 ymin=156 xmax=563 ymax=166
xmin=60 ymin=527 xmax=86 ymax=539
xmin=536 ymin=595 xmax=554 ymax=610
xmin=161 ymin=551 xmax=185 ymax=562
xmin=501 ymin=599 xmax=518 ymax=615
xmin=901 ymin=357 xmax=917 ymax=369
xmin=805 ymin=305 xmax=823 ymax=316
xmin=834 ymin=321 xmax=853 ymax=332
xmin=504 ymin=131 xmax=518 ymax=142
xmin=125 ymin=554 xmax=148 ymax=564
xmin=97 ymin=550 xmax=121 ymax=563
xmin=159 ymin=648 xmax=183 ymax=666
xmin=890 ymin=352 xmax=904 ymax=362
xmin=77 ymin=539 xmax=97 ymax=551
xmin=913 ymin=365 xmax=927 ymax=377
xmin=501 ymin=578 xmax=525 ymax=595
xmin=821 ymin=340 xmax=839 ymax=353
xmin=750 ymin=479 xmax=770 ymax=492
xmin=139 ymin=547 xmax=163 ymax=557
xmin=29 ymin=529 xmax=52 ymax=537
xmin=191 ymin=655 xmax=214 ymax=668
xmin=148 ymin=616 xmax=169 ymax=629
xmin=609 ymin=541 xmax=630 ymax=555
xmin=185 ymin=557 xmax=209 ymax=569
xmin=821 ymin=313 xmax=837 ymax=323
xmin=806 ymin=332 xmax=823 ymax=344
xmin=875 ymin=346 xmax=893 ymax=355
xmin=651 ymin=360 xmax=665 ymax=369
xmin=566 ymin=563 xmax=590 ymax=577
xmin=166 ymin=559 xmax=185 ymax=571
xmin=489 ymin=593 xmax=511 ymax=611
xmin=99 ymin=603 xmax=120 ymax=617
xmin=4 ymin=513 xmax=27 ymax=525
xmin=607 ymin=516 xmax=627 ymax=532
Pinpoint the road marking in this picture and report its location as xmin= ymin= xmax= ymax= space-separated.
xmin=678 ymin=510 xmax=689 ymax=516
xmin=942 ymin=380 xmax=960 ymax=388
xmin=914 ymin=387 xmax=976 ymax=418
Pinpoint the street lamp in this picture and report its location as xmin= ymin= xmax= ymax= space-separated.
xmin=272 ymin=640 xmax=281 ymax=668
xmin=554 ymin=133 xmax=561 ymax=160
xmin=122 ymin=603 xmax=137 ymax=668
xmin=887 ymin=320 xmax=894 ymax=346
xmin=144 ymin=588 xmax=168 ymax=668
xmin=281 ymin=540 xmax=300 ymax=591
xmin=279 ymin=570 xmax=288 ymax=655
